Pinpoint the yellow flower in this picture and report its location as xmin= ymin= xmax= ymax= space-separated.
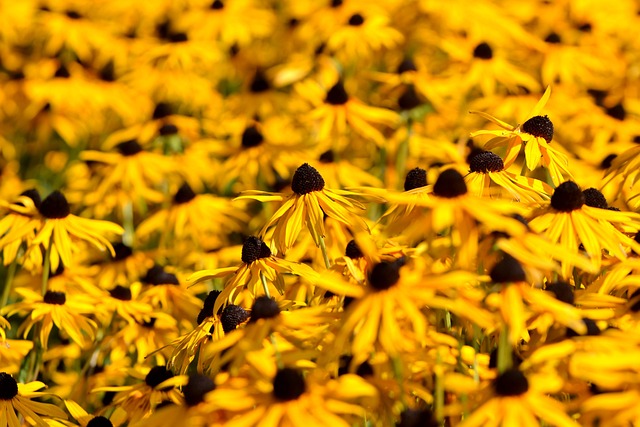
xmin=0 ymin=372 xmax=67 ymax=426
xmin=2 ymin=287 xmax=97 ymax=349
xmin=236 ymin=163 xmax=370 ymax=255
xmin=0 ymin=190 xmax=43 ymax=268
xmin=470 ymin=86 xmax=573 ymax=186
xmin=27 ymin=191 xmax=123 ymax=272
xmin=64 ymin=399 xmax=127 ymax=427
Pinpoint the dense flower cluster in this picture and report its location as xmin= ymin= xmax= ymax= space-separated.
xmin=2 ymin=0 xmax=640 ymax=426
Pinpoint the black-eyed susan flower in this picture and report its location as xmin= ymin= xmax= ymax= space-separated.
xmin=64 ymin=399 xmax=127 ymax=427
xmin=189 ymin=236 xmax=318 ymax=314
xmin=0 ymin=372 xmax=67 ymax=426
xmin=236 ymin=163 xmax=370 ymax=257
xmin=136 ymin=183 xmax=248 ymax=249
xmin=296 ymin=79 xmax=399 ymax=149
xmin=529 ymin=181 xmax=640 ymax=278
xmin=27 ymin=191 xmax=123 ymax=274
xmin=91 ymin=366 xmax=184 ymax=424
xmin=0 ymin=189 xmax=42 ymax=269
xmin=465 ymin=150 xmax=553 ymax=203
xmin=470 ymin=86 xmax=573 ymax=186
xmin=460 ymin=368 xmax=576 ymax=427
xmin=3 ymin=287 xmax=97 ymax=349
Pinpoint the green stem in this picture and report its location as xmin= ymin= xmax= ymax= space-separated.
xmin=1 ymin=255 xmax=19 ymax=308
xmin=497 ymin=325 xmax=512 ymax=374
xmin=122 ymin=201 xmax=134 ymax=247
xmin=259 ymin=271 xmax=271 ymax=299
xmin=318 ymin=235 xmax=331 ymax=269
xmin=435 ymin=351 xmax=444 ymax=423
xmin=41 ymin=234 xmax=53 ymax=295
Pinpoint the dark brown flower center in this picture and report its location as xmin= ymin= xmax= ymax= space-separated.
xmin=599 ymin=154 xmax=617 ymax=170
xmin=210 ymin=0 xmax=224 ymax=9
xmin=606 ymin=103 xmax=626 ymax=121
xmin=273 ymin=368 xmax=306 ymax=401
xmin=145 ymin=366 xmax=174 ymax=389
xmin=348 ymin=13 xmax=364 ymax=26
xmin=582 ymin=188 xmax=607 ymax=209
xmin=566 ymin=318 xmax=600 ymax=337
xmin=109 ymin=285 xmax=132 ymax=301
xmin=368 ymin=261 xmax=400 ymax=291
xmin=545 ymin=32 xmax=562 ymax=44
xmin=494 ymin=369 xmax=529 ymax=396
xmin=250 ymin=71 xmax=270 ymax=93
xmin=396 ymin=408 xmax=438 ymax=427
xmin=345 ymin=239 xmax=363 ymax=259
xmin=220 ymin=305 xmax=250 ymax=333
xmin=398 ymin=85 xmax=422 ymax=111
xmin=197 ymin=290 xmax=222 ymax=324
xmin=404 ymin=167 xmax=427 ymax=191
xmin=116 ymin=140 xmax=142 ymax=156
xmin=521 ymin=115 xmax=554 ymax=143
xmin=152 ymin=102 xmax=173 ymax=120
xmin=17 ymin=189 xmax=41 ymax=209
xmin=433 ymin=169 xmax=467 ymax=198
xmin=396 ymin=58 xmax=417 ymax=74
xmin=319 ymin=150 xmax=334 ymax=163
xmin=43 ymin=290 xmax=66 ymax=305
xmin=469 ymin=151 xmax=504 ymax=173
xmin=551 ymin=181 xmax=584 ymax=212
xmin=87 ymin=416 xmax=113 ymax=427
xmin=249 ymin=296 xmax=280 ymax=322
xmin=473 ymin=42 xmax=493 ymax=60
xmin=39 ymin=191 xmax=70 ymax=219
xmin=159 ymin=123 xmax=178 ymax=136
xmin=241 ymin=126 xmax=264 ymax=148
xmin=183 ymin=375 xmax=215 ymax=406
xmin=241 ymin=236 xmax=272 ymax=264
xmin=291 ymin=163 xmax=325 ymax=195
xmin=490 ymin=255 xmax=526 ymax=283
xmin=325 ymin=82 xmax=349 ymax=105
xmin=173 ymin=183 xmax=196 ymax=205
xmin=143 ymin=265 xmax=179 ymax=286
xmin=545 ymin=281 xmax=575 ymax=305
xmin=0 ymin=372 xmax=18 ymax=400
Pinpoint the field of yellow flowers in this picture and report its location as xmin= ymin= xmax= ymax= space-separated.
xmin=2 ymin=0 xmax=640 ymax=426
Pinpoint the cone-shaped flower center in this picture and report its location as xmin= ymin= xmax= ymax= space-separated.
xmin=241 ymin=126 xmax=264 ymax=148
xmin=368 ymin=261 xmax=400 ymax=290
xmin=348 ymin=13 xmax=364 ymax=26
xmin=183 ymin=375 xmax=215 ymax=407
xmin=19 ymin=189 xmax=42 ymax=209
xmin=116 ymin=140 xmax=143 ymax=156
xmin=39 ymin=190 xmax=70 ymax=219
xmin=65 ymin=10 xmax=81 ymax=19
xmin=396 ymin=408 xmax=438 ymax=427
xmin=112 ymin=242 xmax=133 ymax=261
xmin=521 ymin=115 xmax=554 ymax=143
xmin=249 ymin=296 xmax=280 ymax=322
xmin=345 ymin=239 xmax=363 ymax=259
xmin=600 ymin=154 xmax=616 ymax=170
xmin=545 ymin=281 xmax=575 ymax=305
xmin=0 ymin=372 xmax=18 ymax=400
xmin=43 ymin=290 xmax=66 ymax=305
xmin=87 ymin=416 xmax=113 ymax=427
xmin=210 ymin=0 xmax=224 ymax=9
xmin=398 ymin=85 xmax=422 ymax=111
xmin=606 ymin=103 xmax=626 ymax=121
xmin=551 ymin=181 xmax=584 ymax=212
xmin=469 ymin=151 xmax=504 ymax=173
xmin=220 ymin=305 xmax=250 ymax=333
xmin=331 ymin=0 xmax=343 ymax=7
xmin=241 ymin=236 xmax=272 ymax=263
xmin=173 ymin=183 xmax=196 ymax=205
xmin=145 ymin=366 xmax=174 ymax=389
xmin=152 ymin=102 xmax=172 ymax=120
xmin=159 ymin=123 xmax=178 ymax=136
xmin=404 ymin=167 xmax=427 ymax=191
xmin=54 ymin=64 xmax=71 ymax=78
xmin=396 ymin=58 xmax=417 ymax=74
xmin=273 ymin=368 xmax=306 ymax=401
xmin=582 ymin=188 xmax=607 ymax=209
xmin=197 ymin=290 xmax=222 ymax=324
xmin=291 ymin=163 xmax=325 ymax=195
xmin=319 ymin=150 xmax=334 ymax=163
xmin=109 ymin=285 xmax=132 ymax=301
xmin=99 ymin=61 xmax=116 ymax=82
xmin=545 ymin=32 xmax=561 ymax=43
xmin=325 ymin=82 xmax=349 ymax=105
xmin=494 ymin=369 xmax=529 ymax=396
xmin=143 ymin=265 xmax=179 ymax=285
xmin=490 ymin=255 xmax=526 ymax=283
xmin=250 ymin=71 xmax=270 ymax=93
xmin=433 ymin=169 xmax=467 ymax=198
xmin=473 ymin=42 xmax=493 ymax=60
